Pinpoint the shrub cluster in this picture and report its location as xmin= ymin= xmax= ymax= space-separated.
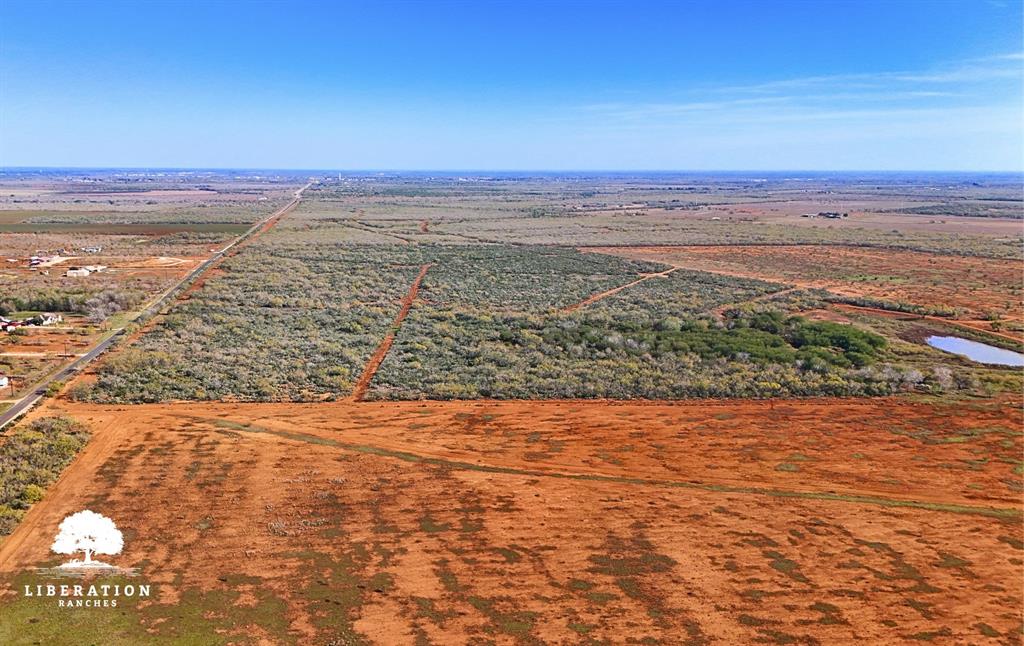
xmin=369 ymin=256 xmax=905 ymax=401
xmin=370 ymin=306 xmax=899 ymax=400
xmin=1 ymin=287 xmax=145 ymax=322
xmin=0 ymin=416 xmax=91 ymax=536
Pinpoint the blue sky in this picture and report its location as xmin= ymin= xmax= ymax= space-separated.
xmin=1 ymin=0 xmax=1021 ymax=170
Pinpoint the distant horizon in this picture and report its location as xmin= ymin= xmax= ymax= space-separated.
xmin=2 ymin=166 xmax=1023 ymax=177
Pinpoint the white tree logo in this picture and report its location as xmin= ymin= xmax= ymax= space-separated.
xmin=51 ymin=510 xmax=124 ymax=569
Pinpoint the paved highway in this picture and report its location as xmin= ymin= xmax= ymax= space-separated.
xmin=0 ymin=181 xmax=312 ymax=430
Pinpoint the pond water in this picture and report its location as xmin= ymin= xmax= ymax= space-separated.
xmin=926 ymin=336 xmax=1024 ymax=367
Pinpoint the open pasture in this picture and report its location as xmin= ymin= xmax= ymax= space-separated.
xmin=0 ymin=396 xmax=1019 ymax=644
xmin=430 ymin=211 xmax=1021 ymax=258
xmin=588 ymin=245 xmax=1024 ymax=328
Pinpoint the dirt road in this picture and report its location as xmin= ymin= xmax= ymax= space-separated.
xmin=562 ymin=267 xmax=680 ymax=313
xmin=350 ymin=263 xmax=433 ymax=401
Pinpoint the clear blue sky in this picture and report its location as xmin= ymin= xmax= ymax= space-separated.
xmin=1 ymin=0 xmax=1021 ymax=170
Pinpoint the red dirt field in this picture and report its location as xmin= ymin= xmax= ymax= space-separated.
xmin=588 ymin=245 xmax=1024 ymax=334
xmin=104 ymin=255 xmax=202 ymax=281
xmin=0 ymin=338 xmax=79 ymax=358
xmin=683 ymin=201 xmax=1023 ymax=237
xmin=0 ymin=326 xmax=94 ymax=357
xmin=0 ymin=396 xmax=1020 ymax=644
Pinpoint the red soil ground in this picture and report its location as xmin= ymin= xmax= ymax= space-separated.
xmin=0 ymin=326 xmax=94 ymax=356
xmin=588 ymin=245 xmax=1024 ymax=339
xmin=0 ymin=396 xmax=1020 ymax=644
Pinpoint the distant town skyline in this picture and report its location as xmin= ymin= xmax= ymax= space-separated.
xmin=1 ymin=0 xmax=1022 ymax=171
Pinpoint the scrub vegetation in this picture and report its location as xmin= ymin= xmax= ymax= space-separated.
xmin=371 ymin=282 xmax=909 ymax=400
xmin=0 ymin=416 xmax=91 ymax=536
xmin=82 ymin=245 xmax=423 ymax=402
xmin=33 ymin=172 xmax=1022 ymax=404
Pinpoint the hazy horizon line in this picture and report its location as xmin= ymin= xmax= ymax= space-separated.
xmin=2 ymin=166 xmax=1023 ymax=175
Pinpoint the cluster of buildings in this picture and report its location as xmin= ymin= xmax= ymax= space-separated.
xmin=28 ymin=255 xmax=56 ymax=269
xmin=65 ymin=265 xmax=107 ymax=277
xmin=22 ymin=246 xmax=103 ymax=271
xmin=800 ymin=211 xmax=849 ymax=219
xmin=1 ymin=313 xmax=63 ymax=333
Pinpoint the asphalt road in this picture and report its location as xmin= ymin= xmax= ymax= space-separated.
xmin=0 ymin=182 xmax=312 ymax=430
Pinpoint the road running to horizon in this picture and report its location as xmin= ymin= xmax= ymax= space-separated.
xmin=0 ymin=181 xmax=313 ymax=431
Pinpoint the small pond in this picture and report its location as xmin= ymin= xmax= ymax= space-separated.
xmin=926 ymin=336 xmax=1024 ymax=367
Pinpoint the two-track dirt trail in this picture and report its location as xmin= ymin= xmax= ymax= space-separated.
xmin=561 ymin=267 xmax=679 ymax=313
xmin=350 ymin=263 xmax=433 ymax=401
xmin=710 ymin=286 xmax=801 ymax=320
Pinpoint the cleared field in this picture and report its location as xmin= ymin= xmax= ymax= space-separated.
xmin=429 ymin=212 xmax=1022 ymax=259
xmin=0 ymin=396 xmax=1019 ymax=644
xmin=0 ymin=230 xmax=231 ymax=258
xmin=589 ymin=245 xmax=1023 ymax=320
xmin=0 ymin=222 xmax=251 ymax=235
xmin=0 ymin=203 xmax=286 ymax=226
xmin=588 ymin=245 xmax=1024 ymax=339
